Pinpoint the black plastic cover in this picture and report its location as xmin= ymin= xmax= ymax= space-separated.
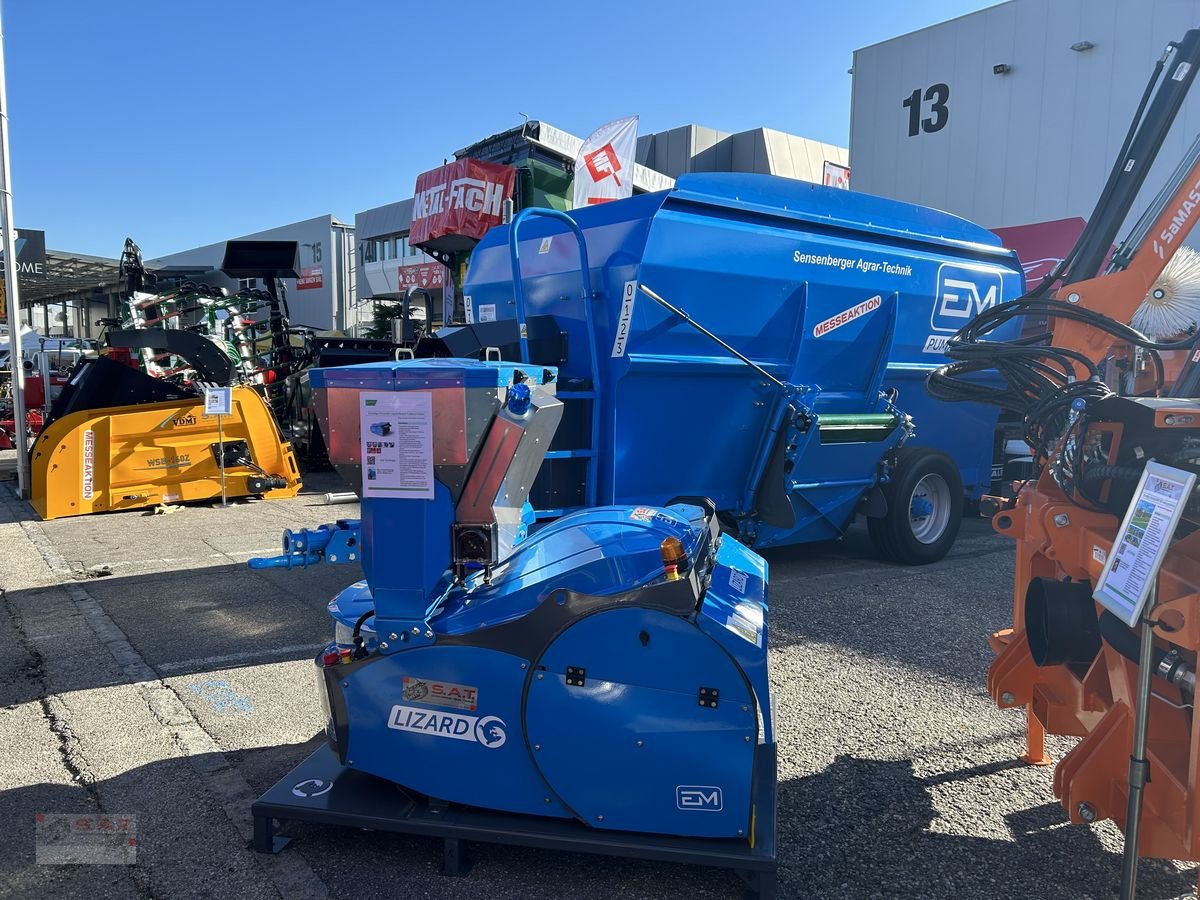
xmin=106 ymin=329 xmax=237 ymax=385
xmin=42 ymin=357 xmax=197 ymax=431
xmin=221 ymin=240 xmax=300 ymax=279
xmin=417 ymin=316 xmax=566 ymax=365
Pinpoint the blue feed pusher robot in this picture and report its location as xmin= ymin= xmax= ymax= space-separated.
xmin=250 ymin=358 xmax=777 ymax=896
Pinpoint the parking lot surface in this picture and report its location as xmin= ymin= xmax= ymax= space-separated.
xmin=1 ymin=472 xmax=1196 ymax=899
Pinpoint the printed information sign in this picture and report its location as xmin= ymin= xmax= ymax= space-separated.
xmin=359 ymin=391 xmax=434 ymax=500
xmin=1095 ymin=461 xmax=1197 ymax=626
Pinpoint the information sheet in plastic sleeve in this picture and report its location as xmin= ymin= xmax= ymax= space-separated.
xmin=1095 ymin=461 xmax=1196 ymax=626
xmin=359 ymin=391 xmax=434 ymax=500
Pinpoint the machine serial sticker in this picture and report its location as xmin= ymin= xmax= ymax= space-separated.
xmin=726 ymin=599 xmax=763 ymax=645
xmin=728 ymin=569 xmax=748 ymax=592
xmin=402 ymin=676 xmax=479 ymax=711
xmin=81 ymin=429 xmax=95 ymax=500
xmin=611 ymin=280 xmax=637 ymax=358
xmin=387 ymin=705 xmax=507 ymax=749
xmin=812 ymin=295 xmax=881 ymax=338
xmin=477 ymin=303 xmax=496 ymax=323
xmin=1093 ymin=545 xmax=1107 ymax=565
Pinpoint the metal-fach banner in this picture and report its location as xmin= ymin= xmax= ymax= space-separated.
xmin=573 ymin=116 xmax=638 ymax=208
xmin=409 ymin=159 xmax=516 ymax=246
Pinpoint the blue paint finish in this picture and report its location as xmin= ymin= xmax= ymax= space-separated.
xmin=464 ymin=172 xmax=1025 ymax=546
xmin=361 ymin=478 xmax=455 ymax=642
xmin=341 ymin=644 xmax=573 ymax=820
xmin=434 ymin=504 xmax=708 ymax=636
xmin=311 ymin=357 xmax=538 ymax=391
xmin=527 ymin=608 xmax=755 ymax=836
xmin=187 ymin=679 xmax=254 ymax=715
xmin=698 ymin=538 xmax=772 ymax=745
xmin=310 ymin=496 xmax=774 ymax=837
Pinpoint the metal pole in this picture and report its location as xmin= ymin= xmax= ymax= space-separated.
xmin=217 ymin=413 xmax=228 ymax=508
xmin=0 ymin=6 xmax=29 ymax=498
xmin=638 ymin=285 xmax=789 ymax=391
xmin=1119 ymin=578 xmax=1159 ymax=900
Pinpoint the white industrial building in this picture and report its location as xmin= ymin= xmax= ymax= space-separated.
xmin=148 ymin=214 xmax=359 ymax=334
xmin=849 ymin=0 xmax=1200 ymax=263
xmin=636 ymin=125 xmax=848 ymax=182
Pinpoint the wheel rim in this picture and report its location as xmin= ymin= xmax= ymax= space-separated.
xmin=909 ymin=473 xmax=952 ymax=544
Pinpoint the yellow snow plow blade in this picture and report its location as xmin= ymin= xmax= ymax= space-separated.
xmin=31 ymin=385 xmax=301 ymax=520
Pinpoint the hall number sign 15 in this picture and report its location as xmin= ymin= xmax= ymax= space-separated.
xmin=903 ymin=84 xmax=950 ymax=136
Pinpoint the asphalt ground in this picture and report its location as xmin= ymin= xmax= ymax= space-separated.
xmin=0 ymin=465 xmax=1197 ymax=899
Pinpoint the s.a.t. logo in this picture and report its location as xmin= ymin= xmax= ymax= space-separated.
xmin=930 ymin=264 xmax=1003 ymax=333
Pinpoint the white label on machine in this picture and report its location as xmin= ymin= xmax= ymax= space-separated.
xmin=82 ymin=429 xmax=95 ymax=500
xmin=203 ymin=386 xmax=232 ymax=417
xmin=463 ymin=295 xmax=474 ymax=324
xmin=611 ymin=280 xmax=637 ymax=357
xmin=387 ymin=705 xmax=507 ymax=748
xmin=1094 ymin=461 xmax=1197 ymax=626
xmin=538 ymin=236 xmax=553 ymax=254
xmin=922 ymin=334 xmax=951 ymax=355
xmin=477 ymin=303 xmax=496 ymax=323
xmin=813 ymin=294 xmax=881 ymax=338
xmin=359 ymin=391 xmax=435 ymax=500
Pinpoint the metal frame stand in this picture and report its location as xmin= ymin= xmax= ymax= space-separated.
xmin=1119 ymin=579 xmax=1158 ymax=900
xmin=253 ymin=744 xmax=778 ymax=899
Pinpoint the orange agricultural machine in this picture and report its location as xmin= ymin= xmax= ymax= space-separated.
xmin=930 ymin=29 xmax=1200 ymax=896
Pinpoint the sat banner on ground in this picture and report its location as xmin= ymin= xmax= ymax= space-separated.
xmin=409 ymin=159 xmax=516 ymax=246
xmin=573 ymin=116 xmax=638 ymax=208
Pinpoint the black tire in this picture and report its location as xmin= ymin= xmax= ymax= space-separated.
xmin=867 ymin=446 xmax=964 ymax=565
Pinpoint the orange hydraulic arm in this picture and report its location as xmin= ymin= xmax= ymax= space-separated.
xmin=1051 ymin=156 xmax=1200 ymax=365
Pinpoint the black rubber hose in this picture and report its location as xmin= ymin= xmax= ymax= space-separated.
xmin=351 ymin=609 xmax=374 ymax=641
xmin=351 ymin=609 xmax=375 ymax=660
xmin=1082 ymin=464 xmax=1145 ymax=486
xmin=1099 ymin=610 xmax=1170 ymax=674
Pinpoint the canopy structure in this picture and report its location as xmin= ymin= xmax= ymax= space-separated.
xmin=16 ymin=249 xmax=122 ymax=306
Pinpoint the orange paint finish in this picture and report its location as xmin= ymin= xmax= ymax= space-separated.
xmin=989 ymin=472 xmax=1200 ymax=862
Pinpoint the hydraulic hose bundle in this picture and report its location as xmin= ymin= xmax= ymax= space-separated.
xmin=925 ymin=295 xmax=1198 ymax=511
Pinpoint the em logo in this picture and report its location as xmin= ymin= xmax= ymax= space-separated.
xmin=930 ymin=264 xmax=1003 ymax=333
xmin=676 ymin=785 xmax=723 ymax=811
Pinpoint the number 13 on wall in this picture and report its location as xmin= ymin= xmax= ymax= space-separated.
xmin=903 ymin=84 xmax=950 ymax=136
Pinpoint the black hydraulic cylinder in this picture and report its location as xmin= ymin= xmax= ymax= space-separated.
xmin=1067 ymin=30 xmax=1200 ymax=285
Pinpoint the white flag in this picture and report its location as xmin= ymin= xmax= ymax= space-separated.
xmin=573 ymin=116 xmax=638 ymax=209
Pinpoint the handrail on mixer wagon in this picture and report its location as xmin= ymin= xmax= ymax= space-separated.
xmin=507 ymin=207 xmax=601 ymax=508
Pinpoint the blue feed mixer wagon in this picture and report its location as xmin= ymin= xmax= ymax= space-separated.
xmin=451 ymin=172 xmax=1024 ymax=563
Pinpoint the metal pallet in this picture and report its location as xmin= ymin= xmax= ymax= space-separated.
xmin=253 ymin=744 xmax=778 ymax=899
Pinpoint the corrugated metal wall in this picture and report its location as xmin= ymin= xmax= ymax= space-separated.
xmin=637 ymin=125 xmax=847 ymax=182
xmin=850 ymin=0 xmax=1200 ymax=234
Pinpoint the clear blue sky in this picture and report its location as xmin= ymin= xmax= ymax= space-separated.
xmin=4 ymin=0 xmax=998 ymax=258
